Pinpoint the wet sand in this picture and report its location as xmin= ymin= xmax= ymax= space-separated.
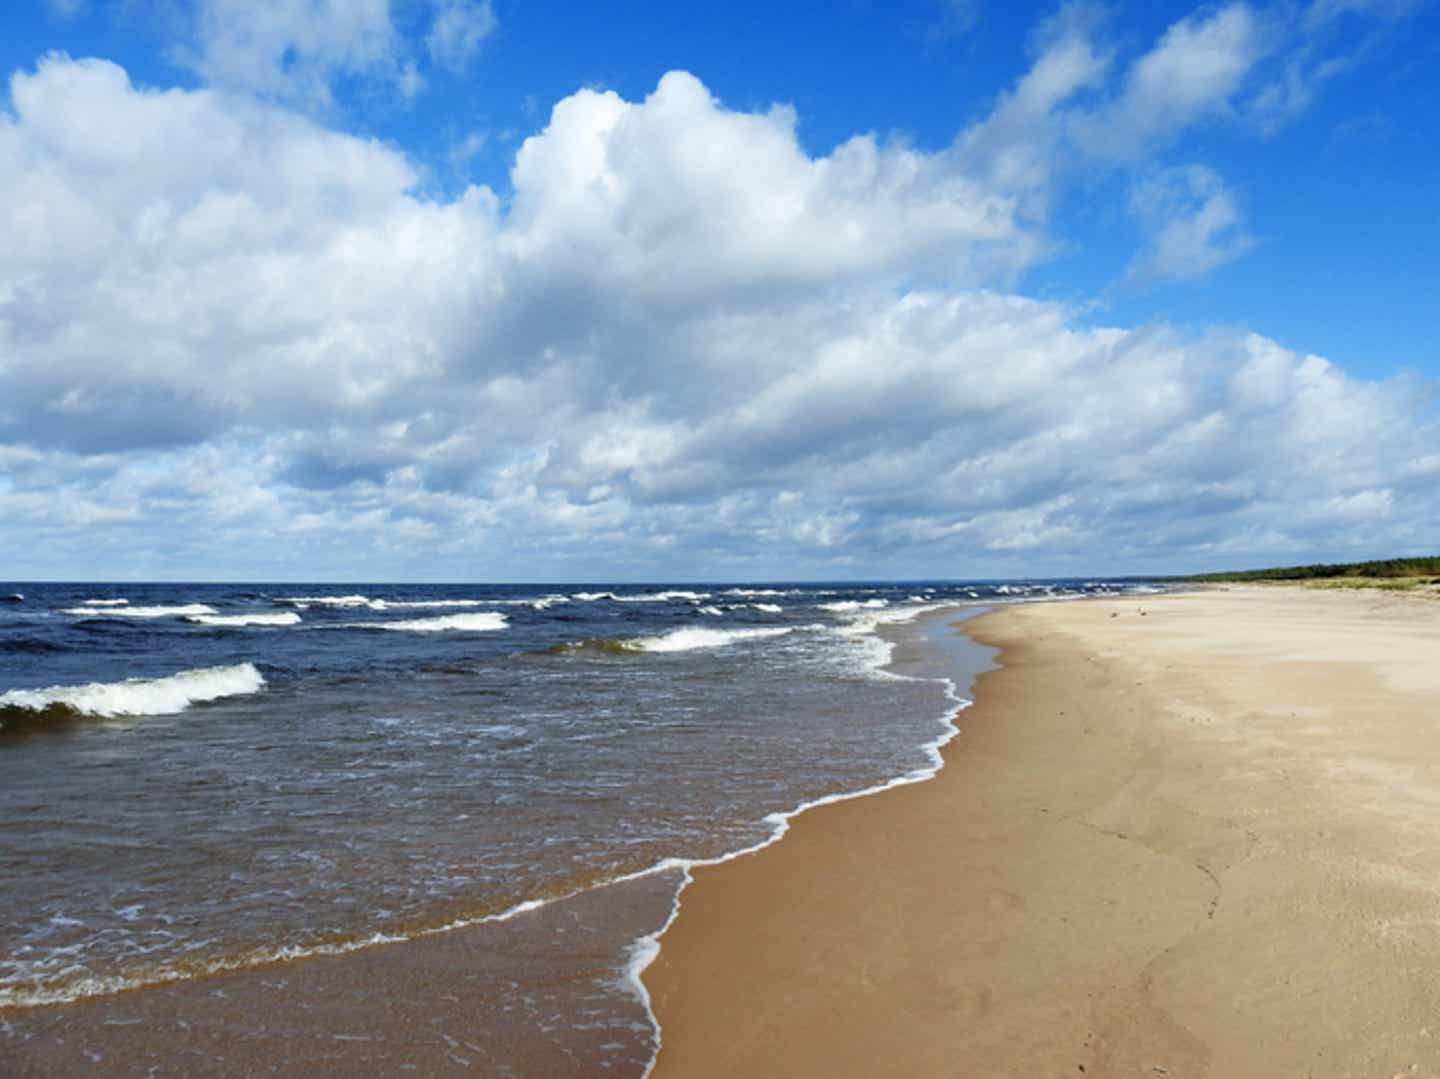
xmin=645 ymin=586 xmax=1440 ymax=1077
xmin=0 ymin=869 xmax=679 ymax=1077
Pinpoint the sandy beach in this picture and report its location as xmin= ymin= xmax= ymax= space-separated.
xmin=645 ymin=586 xmax=1440 ymax=1077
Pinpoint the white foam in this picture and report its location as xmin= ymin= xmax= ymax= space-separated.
xmin=834 ymin=601 xmax=953 ymax=644
xmin=369 ymin=599 xmax=495 ymax=610
xmin=80 ymin=598 xmax=128 ymax=606
xmin=278 ymin=594 xmax=374 ymax=609
xmin=817 ymin=599 xmax=889 ymax=612
xmin=63 ymin=604 xmax=217 ymax=619
xmin=0 ymin=663 xmax=265 ymax=718
xmin=627 ymin=626 xmax=793 ymax=653
xmin=185 ymin=612 xmax=301 ymax=627
xmin=283 ymin=596 xmax=520 ymax=617
xmin=614 ymin=591 xmax=713 ymax=603
xmin=750 ymin=603 xmax=783 ymax=614
xmin=362 ymin=612 xmax=508 ymax=633
xmin=572 ymin=591 xmax=620 ymax=601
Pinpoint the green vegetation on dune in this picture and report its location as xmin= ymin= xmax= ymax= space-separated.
xmin=1193 ymin=557 xmax=1440 ymax=587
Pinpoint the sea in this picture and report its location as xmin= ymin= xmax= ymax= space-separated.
xmin=0 ymin=579 xmax=1162 ymax=1074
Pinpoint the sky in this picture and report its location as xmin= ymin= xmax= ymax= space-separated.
xmin=1 ymin=0 xmax=1437 ymax=582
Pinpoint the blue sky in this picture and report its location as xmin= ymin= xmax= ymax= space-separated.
xmin=1 ymin=0 xmax=1437 ymax=580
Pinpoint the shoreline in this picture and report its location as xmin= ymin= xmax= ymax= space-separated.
xmin=0 ymin=601 xmax=997 ymax=1075
xmin=643 ymin=586 xmax=1440 ymax=1076
xmin=627 ymin=604 xmax=998 ymax=1069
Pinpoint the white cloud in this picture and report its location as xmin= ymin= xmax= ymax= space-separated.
xmin=505 ymin=71 xmax=1035 ymax=299
xmin=951 ymin=3 xmax=1271 ymax=238
xmin=1074 ymin=3 xmax=1273 ymax=158
xmin=427 ymin=0 xmax=497 ymax=73
xmin=955 ymin=4 xmax=1112 ymax=212
xmin=0 ymin=53 xmax=1434 ymax=578
xmin=1126 ymin=164 xmax=1253 ymax=281
xmin=186 ymin=0 xmax=403 ymax=105
xmin=173 ymin=0 xmax=498 ymax=106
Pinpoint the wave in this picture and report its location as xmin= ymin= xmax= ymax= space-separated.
xmin=627 ymin=626 xmax=793 ymax=653
xmin=62 ymin=604 xmax=217 ymax=619
xmin=357 ymin=612 xmax=509 ymax=633
xmin=817 ymin=599 xmax=889 ymax=612
xmin=81 ymin=598 xmax=129 ymax=606
xmin=278 ymin=594 xmax=529 ymax=613
xmin=2 ymin=593 xmax=24 ymax=603
xmin=184 ymin=612 xmax=301 ymax=628
xmin=0 ymin=663 xmax=265 ymax=733
xmin=547 ymin=637 xmax=645 ymax=657
xmin=370 ymin=599 xmax=494 ymax=610
xmin=570 ymin=590 xmax=711 ymax=603
xmin=547 ymin=625 xmax=795 ymax=657
xmin=276 ymin=594 xmax=374 ymax=609
xmin=613 ymin=591 xmax=712 ymax=603
xmin=750 ymin=603 xmax=783 ymax=614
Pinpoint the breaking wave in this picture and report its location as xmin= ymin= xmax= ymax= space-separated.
xmin=185 ymin=613 xmax=301 ymax=628
xmin=0 ymin=664 xmax=265 ymax=733
xmin=627 ymin=626 xmax=794 ymax=653
xmin=371 ymin=599 xmax=494 ymax=610
xmin=276 ymin=594 xmax=374 ymax=609
xmin=280 ymin=595 xmax=541 ymax=612
xmin=358 ymin=613 xmax=509 ymax=633
xmin=614 ymin=591 xmax=712 ymax=603
xmin=62 ymin=604 xmax=217 ymax=619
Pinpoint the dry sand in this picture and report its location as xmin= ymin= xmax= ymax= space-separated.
xmin=644 ymin=586 xmax=1440 ymax=1078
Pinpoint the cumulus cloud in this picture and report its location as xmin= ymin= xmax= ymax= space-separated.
xmin=0 ymin=41 xmax=1434 ymax=578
